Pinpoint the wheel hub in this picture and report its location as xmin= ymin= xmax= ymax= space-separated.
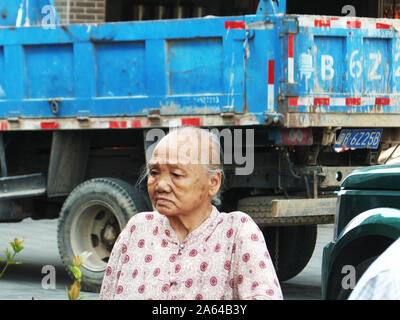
xmin=70 ymin=201 xmax=122 ymax=272
xmin=101 ymin=219 xmax=118 ymax=250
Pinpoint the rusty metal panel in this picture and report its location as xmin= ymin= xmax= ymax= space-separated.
xmin=319 ymin=166 xmax=362 ymax=188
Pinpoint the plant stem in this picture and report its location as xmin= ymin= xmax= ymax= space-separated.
xmin=0 ymin=252 xmax=17 ymax=278
xmin=0 ymin=262 xmax=9 ymax=278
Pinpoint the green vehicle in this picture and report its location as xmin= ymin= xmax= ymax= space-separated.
xmin=322 ymin=164 xmax=400 ymax=300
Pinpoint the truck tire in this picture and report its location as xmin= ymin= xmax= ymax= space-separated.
xmin=57 ymin=177 xmax=151 ymax=293
xmin=236 ymin=195 xmax=317 ymax=281
xmin=261 ymin=225 xmax=317 ymax=281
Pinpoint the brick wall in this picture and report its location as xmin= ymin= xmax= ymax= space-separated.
xmin=53 ymin=0 xmax=106 ymax=24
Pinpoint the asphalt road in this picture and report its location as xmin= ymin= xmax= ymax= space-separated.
xmin=0 ymin=218 xmax=334 ymax=300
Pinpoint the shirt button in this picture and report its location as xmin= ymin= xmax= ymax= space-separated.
xmin=179 ymin=243 xmax=185 ymax=249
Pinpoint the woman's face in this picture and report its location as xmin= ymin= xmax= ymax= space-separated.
xmin=147 ymin=133 xmax=220 ymax=217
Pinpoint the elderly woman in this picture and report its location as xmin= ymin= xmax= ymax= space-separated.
xmin=100 ymin=127 xmax=282 ymax=300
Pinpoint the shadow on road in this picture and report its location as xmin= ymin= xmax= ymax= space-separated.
xmin=0 ymin=261 xmax=99 ymax=300
xmin=0 ymin=261 xmax=70 ymax=285
xmin=281 ymin=282 xmax=321 ymax=300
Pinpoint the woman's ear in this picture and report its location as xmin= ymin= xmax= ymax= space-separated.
xmin=208 ymin=171 xmax=222 ymax=197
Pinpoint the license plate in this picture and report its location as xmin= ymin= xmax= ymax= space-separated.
xmin=334 ymin=129 xmax=382 ymax=149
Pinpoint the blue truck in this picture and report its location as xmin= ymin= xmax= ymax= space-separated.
xmin=1 ymin=0 xmax=400 ymax=293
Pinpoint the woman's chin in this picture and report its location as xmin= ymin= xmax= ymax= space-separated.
xmin=155 ymin=204 xmax=176 ymax=216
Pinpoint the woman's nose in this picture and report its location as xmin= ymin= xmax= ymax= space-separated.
xmin=155 ymin=175 xmax=172 ymax=193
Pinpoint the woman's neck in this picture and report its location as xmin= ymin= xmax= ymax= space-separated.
xmin=167 ymin=204 xmax=213 ymax=243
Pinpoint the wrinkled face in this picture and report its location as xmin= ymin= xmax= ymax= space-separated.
xmin=147 ymin=131 xmax=221 ymax=217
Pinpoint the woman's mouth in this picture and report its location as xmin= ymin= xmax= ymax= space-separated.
xmin=155 ymin=197 xmax=173 ymax=205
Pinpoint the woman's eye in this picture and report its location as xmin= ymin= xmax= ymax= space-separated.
xmin=171 ymin=172 xmax=181 ymax=178
xmin=149 ymin=170 xmax=159 ymax=176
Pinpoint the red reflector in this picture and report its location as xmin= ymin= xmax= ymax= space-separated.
xmin=131 ymin=120 xmax=142 ymax=128
xmin=41 ymin=121 xmax=59 ymax=129
xmin=268 ymin=60 xmax=275 ymax=85
xmin=109 ymin=121 xmax=127 ymax=129
xmin=288 ymin=34 xmax=294 ymax=58
xmin=375 ymin=97 xmax=390 ymax=105
xmin=181 ymin=118 xmax=201 ymax=126
xmin=288 ymin=97 xmax=298 ymax=107
xmin=347 ymin=20 xmax=361 ymax=29
xmin=314 ymin=98 xmax=330 ymax=106
xmin=346 ymin=97 xmax=361 ymax=106
xmin=315 ymin=20 xmax=331 ymax=28
xmin=224 ymin=21 xmax=245 ymax=29
xmin=280 ymin=128 xmax=313 ymax=146
xmin=0 ymin=122 xmax=8 ymax=130
xmin=376 ymin=23 xmax=391 ymax=29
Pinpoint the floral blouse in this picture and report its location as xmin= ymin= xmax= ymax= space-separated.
xmin=100 ymin=206 xmax=283 ymax=300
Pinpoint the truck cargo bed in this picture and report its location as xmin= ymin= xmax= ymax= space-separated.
xmin=0 ymin=1 xmax=400 ymax=131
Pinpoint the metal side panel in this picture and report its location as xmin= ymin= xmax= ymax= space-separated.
xmin=0 ymin=15 xmax=248 ymax=119
xmin=282 ymin=15 xmax=400 ymax=128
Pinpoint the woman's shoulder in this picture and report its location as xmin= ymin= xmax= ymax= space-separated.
xmin=218 ymin=209 xmax=264 ymax=243
xmin=218 ymin=209 xmax=256 ymax=225
xmin=123 ymin=210 xmax=162 ymax=232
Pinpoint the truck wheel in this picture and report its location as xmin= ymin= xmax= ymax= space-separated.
xmin=261 ymin=225 xmax=317 ymax=281
xmin=57 ymin=177 xmax=151 ymax=293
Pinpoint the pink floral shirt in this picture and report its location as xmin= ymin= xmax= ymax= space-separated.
xmin=100 ymin=206 xmax=283 ymax=300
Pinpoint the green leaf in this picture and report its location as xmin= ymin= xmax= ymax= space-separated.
xmin=65 ymin=286 xmax=72 ymax=300
xmin=68 ymin=266 xmax=82 ymax=281
xmin=5 ymin=248 xmax=11 ymax=261
xmin=78 ymin=295 xmax=87 ymax=300
xmin=9 ymin=242 xmax=16 ymax=252
xmin=14 ymin=246 xmax=24 ymax=254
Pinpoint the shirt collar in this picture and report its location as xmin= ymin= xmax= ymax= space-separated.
xmin=159 ymin=205 xmax=220 ymax=245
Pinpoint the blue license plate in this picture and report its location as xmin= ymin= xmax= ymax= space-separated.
xmin=334 ymin=129 xmax=382 ymax=149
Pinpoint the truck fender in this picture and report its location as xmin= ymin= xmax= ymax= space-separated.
xmin=336 ymin=207 xmax=400 ymax=246
xmin=322 ymin=207 xmax=400 ymax=299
